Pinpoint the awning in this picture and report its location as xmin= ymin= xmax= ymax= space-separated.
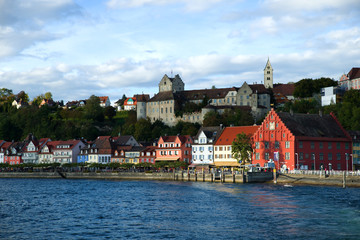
xmin=213 ymin=161 xmax=240 ymax=167
xmin=155 ymin=157 xmax=180 ymax=161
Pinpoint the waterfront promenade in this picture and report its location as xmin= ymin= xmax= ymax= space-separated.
xmin=1 ymin=169 xmax=360 ymax=187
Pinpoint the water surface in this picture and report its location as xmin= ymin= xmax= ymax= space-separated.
xmin=0 ymin=179 xmax=359 ymax=239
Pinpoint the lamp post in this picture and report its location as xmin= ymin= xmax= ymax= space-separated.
xmin=345 ymin=153 xmax=348 ymax=174
xmin=295 ymin=153 xmax=299 ymax=171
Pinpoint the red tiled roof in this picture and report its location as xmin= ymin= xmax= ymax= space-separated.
xmin=99 ymin=96 xmax=109 ymax=103
xmin=215 ymin=125 xmax=259 ymax=145
xmin=273 ymin=84 xmax=295 ymax=96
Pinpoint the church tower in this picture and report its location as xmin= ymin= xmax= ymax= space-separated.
xmin=264 ymin=58 xmax=273 ymax=89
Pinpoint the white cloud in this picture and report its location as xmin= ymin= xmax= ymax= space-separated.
xmin=106 ymin=0 xmax=223 ymax=11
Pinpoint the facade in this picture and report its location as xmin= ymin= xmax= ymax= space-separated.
xmin=52 ymin=140 xmax=85 ymax=164
xmin=135 ymin=94 xmax=150 ymax=120
xmin=252 ymin=109 xmax=352 ymax=171
xmin=22 ymin=135 xmax=51 ymax=164
xmin=139 ymin=146 xmax=156 ymax=164
xmin=84 ymin=136 xmax=113 ymax=164
xmin=214 ymin=125 xmax=259 ymax=168
xmin=39 ymin=141 xmax=58 ymax=163
xmin=145 ymin=60 xmax=273 ymax=126
xmin=272 ymin=83 xmax=295 ymax=107
xmin=321 ymin=86 xmax=344 ymax=106
xmin=155 ymin=135 xmax=193 ymax=163
xmin=4 ymin=142 xmax=24 ymax=165
xmin=348 ymin=131 xmax=360 ymax=170
xmin=264 ymin=58 xmax=274 ymax=89
xmin=339 ymin=68 xmax=360 ymax=90
xmin=124 ymin=97 xmax=137 ymax=111
xmin=159 ymin=74 xmax=184 ymax=93
xmin=99 ymin=96 xmax=111 ymax=107
xmin=192 ymin=126 xmax=223 ymax=166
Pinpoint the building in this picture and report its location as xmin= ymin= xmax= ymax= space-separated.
xmin=264 ymin=58 xmax=274 ymax=89
xmin=321 ymin=86 xmax=345 ymax=106
xmin=155 ymin=135 xmax=193 ymax=163
xmin=4 ymin=141 xmax=25 ymax=165
xmin=139 ymin=146 xmax=156 ymax=164
xmin=144 ymin=60 xmax=274 ymax=126
xmin=339 ymin=68 xmax=360 ymax=90
xmin=272 ymin=83 xmax=295 ymax=107
xmin=191 ymin=126 xmax=223 ymax=168
xmin=83 ymin=136 xmax=114 ymax=164
xmin=348 ymin=131 xmax=360 ymax=170
xmin=252 ymin=109 xmax=352 ymax=171
xmin=99 ymin=96 xmax=111 ymax=107
xmin=124 ymin=97 xmax=137 ymax=111
xmin=135 ymin=94 xmax=150 ymax=120
xmin=22 ymin=134 xmax=51 ymax=164
xmin=52 ymin=140 xmax=85 ymax=164
xmin=214 ymin=125 xmax=259 ymax=168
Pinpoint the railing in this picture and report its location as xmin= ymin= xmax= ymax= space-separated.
xmin=289 ymin=169 xmax=360 ymax=176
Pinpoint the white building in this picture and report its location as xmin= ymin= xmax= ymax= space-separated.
xmin=192 ymin=126 xmax=223 ymax=166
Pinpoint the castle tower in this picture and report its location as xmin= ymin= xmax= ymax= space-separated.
xmin=159 ymin=74 xmax=184 ymax=93
xmin=264 ymin=58 xmax=273 ymax=89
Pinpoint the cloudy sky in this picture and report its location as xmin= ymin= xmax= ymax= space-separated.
xmin=0 ymin=0 xmax=359 ymax=103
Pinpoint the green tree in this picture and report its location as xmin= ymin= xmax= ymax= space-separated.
xmin=84 ymin=95 xmax=104 ymax=122
xmin=44 ymin=92 xmax=52 ymax=100
xmin=231 ymin=133 xmax=253 ymax=167
xmin=134 ymin=118 xmax=152 ymax=141
xmin=202 ymin=111 xmax=222 ymax=127
xmin=104 ymin=106 xmax=116 ymax=120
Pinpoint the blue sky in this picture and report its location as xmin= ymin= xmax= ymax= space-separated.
xmin=0 ymin=0 xmax=359 ymax=103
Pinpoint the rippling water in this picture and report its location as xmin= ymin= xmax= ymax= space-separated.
xmin=0 ymin=179 xmax=359 ymax=239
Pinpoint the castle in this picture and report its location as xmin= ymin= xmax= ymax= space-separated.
xmin=136 ymin=59 xmax=274 ymax=126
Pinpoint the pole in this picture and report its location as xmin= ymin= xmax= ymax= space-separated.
xmin=295 ymin=153 xmax=298 ymax=170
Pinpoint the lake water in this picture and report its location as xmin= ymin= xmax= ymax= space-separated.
xmin=0 ymin=179 xmax=359 ymax=240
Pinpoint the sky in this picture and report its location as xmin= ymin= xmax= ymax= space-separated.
xmin=0 ymin=0 xmax=359 ymax=103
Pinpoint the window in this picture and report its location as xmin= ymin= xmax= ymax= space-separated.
xmin=328 ymin=142 xmax=332 ymax=149
xmin=336 ymin=153 xmax=341 ymax=160
xmin=255 ymin=142 xmax=260 ymax=149
xmin=299 ymin=141 xmax=303 ymax=149
xmin=275 ymin=141 xmax=279 ymax=149
xmin=256 ymin=153 xmax=260 ymax=160
xmin=311 ymin=142 xmax=315 ymax=149
xmin=336 ymin=142 xmax=341 ymax=149
xmin=328 ymin=153 xmax=332 ymax=160
xmin=285 ymin=141 xmax=290 ymax=149
xmin=299 ymin=152 xmax=303 ymax=160
xmin=320 ymin=153 xmax=324 ymax=160
xmin=265 ymin=152 xmax=269 ymax=160
xmin=285 ymin=152 xmax=290 ymax=160
xmin=345 ymin=142 xmax=349 ymax=150
xmin=265 ymin=142 xmax=269 ymax=149
xmin=319 ymin=142 xmax=323 ymax=149
xmin=337 ymin=163 xmax=341 ymax=170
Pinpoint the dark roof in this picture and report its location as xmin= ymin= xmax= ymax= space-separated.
xmin=273 ymin=84 xmax=295 ymax=96
xmin=113 ymin=135 xmax=133 ymax=145
xmin=203 ymin=105 xmax=252 ymax=112
xmin=249 ymin=84 xmax=270 ymax=94
xmin=348 ymin=68 xmax=360 ymax=80
xmin=278 ymin=112 xmax=348 ymax=138
xmin=195 ymin=126 xmax=224 ymax=141
xmin=134 ymin=94 xmax=150 ymax=102
xmin=183 ymin=87 xmax=237 ymax=100
xmin=148 ymin=91 xmax=184 ymax=102
xmin=348 ymin=130 xmax=360 ymax=143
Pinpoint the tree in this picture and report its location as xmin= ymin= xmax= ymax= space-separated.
xmin=202 ymin=111 xmax=222 ymax=127
xmin=104 ymin=106 xmax=116 ymax=120
xmin=84 ymin=95 xmax=104 ymax=122
xmin=231 ymin=133 xmax=253 ymax=167
xmin=44 ymin=92 xmax=52 ymax=100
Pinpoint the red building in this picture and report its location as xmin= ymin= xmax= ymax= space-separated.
xmin=252 ymin=109 xmax=352 ymax=171
xmin=155 ymin=135 xmax=193 ymax=163
xmin=139 ymin=146 xmax=156 ymax=164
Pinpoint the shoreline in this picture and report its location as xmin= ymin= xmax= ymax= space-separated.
xmin=1 ymin=171 xmax=360 ymax=188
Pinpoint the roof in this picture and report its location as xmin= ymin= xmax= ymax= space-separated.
xmin=195 ymin=126 xmax=224 ymax=141
xmin=273 ymin=84 xmax=295 ymax=96
xmin=277 ymin=112 xmax=348 ymax=138
xmin=248 ymin=84 xmax=270 ymax=94
xmin=348 ymin=68 xmax=360 ymax=80
xmin=148 ymin=91 xmax=183 ymax=102
xmin=160 ymin=135 xmax=192 ymax=144
xmin=215 ymin=125 xmax=259 ymax=145
xmin=182 ymin=88 xmax=236 ymax=100
xmin=124 ymin=97 xmax=137 ymax=105
xmin=134 ymin=94 xmax=150 ymax=102
xmin=113 ymin=135 xmax=134 ymax=145
xmin=99 ymin=96 xmax=109 ymax=104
